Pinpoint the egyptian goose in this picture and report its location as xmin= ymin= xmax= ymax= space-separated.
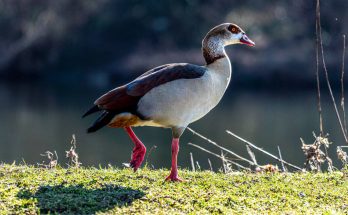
xmin=83 ymin=23 xmax=254 ymax=181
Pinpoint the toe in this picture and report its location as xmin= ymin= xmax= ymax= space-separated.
xmin=165 ymin=175 xmax=185 ymax=182
xmin=130 ymin=148 xmax=146 ymax=172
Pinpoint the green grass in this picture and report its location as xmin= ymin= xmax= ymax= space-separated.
xmin=0 ymin=164 xmax=347 ymax=214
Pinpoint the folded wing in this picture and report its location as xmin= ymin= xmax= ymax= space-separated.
xmin=84 ymin=63 xmax=206 ymax=132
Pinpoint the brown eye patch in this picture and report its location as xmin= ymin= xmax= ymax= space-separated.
xmin=228 ymin=24 xmax=240 ymax=34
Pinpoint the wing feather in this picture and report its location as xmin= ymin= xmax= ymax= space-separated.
xmin=93 ymin=63 xmax=206 ymax=112
xmin=127 ymin=63 xmax=206 ymax=96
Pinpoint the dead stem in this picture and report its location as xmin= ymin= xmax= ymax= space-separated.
xmin=196 ymin=161 xmax=201 ymax=171
xmin=145 ymin=145 xmax=157 ymax=167
xmin=38 ymin=150 xmax=58 ymax=169
xmin=316 ymin=0 xmax=348 ymax=143
xmin=207 ymin=158 xmax=213 ymax=171
xmin=221 ymin=151 xmax=228 ymax=173
xmin=315 ymin=0 xmax=324 ymax=135
xmin=187 ymin=127 xmax=255 ymax=166
xmin=66 ymin=134 xmax=81 ymax=168
xmin=188 ymin=142 xmax=251 ymax=171
xmin=301 ymin=132 xmax=334 ymax=172
xmin=246 ymin=145 xmax=258 ymax=166
xmin=190 ymin=152 xmax=195 ymax=171
xmin=226 ymin=130 xmax=302 ymax=170
xmin=341 ymin=35 xmax=347 ymax=136
xmin=277 ymin=146 xmax=287 ymax=172
xmin=337 ymin=146 xmax=348 ymax=166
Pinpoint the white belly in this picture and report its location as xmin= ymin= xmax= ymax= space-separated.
xmin=137 ymin=69 xmax=231 ymax=127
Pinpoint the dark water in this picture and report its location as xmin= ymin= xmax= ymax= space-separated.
xmin=0 ymin=82 xmax=345 ymax=170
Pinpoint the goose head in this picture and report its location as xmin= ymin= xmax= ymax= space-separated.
xmin=203 ymin=23 xmax=255 ymax=47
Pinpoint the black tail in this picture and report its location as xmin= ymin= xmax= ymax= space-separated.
xmin=82 ymin=105 xmax=101 ymax=118
xmin=87 ymin=111 xmax=116 ymax=133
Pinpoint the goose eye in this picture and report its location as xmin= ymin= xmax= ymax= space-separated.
xmin=228 ymin=25 xmax=238 ymax=33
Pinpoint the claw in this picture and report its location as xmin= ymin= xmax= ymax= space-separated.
xmin=124 ymin=127 xmax=146 ymax=172
xmin=130 ymin=146 xmax=146 ymax=171
xmin=165 ymin=172 xmax=185 ymax=182
xmin=165 ymin=176 xmax=184 ymax=182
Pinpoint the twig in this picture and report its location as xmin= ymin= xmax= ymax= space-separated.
xmin=196 ymin=161 xmax=201 ymax=171
xmin=188 ymin=142 xmax=251 ymax=171
xmin=145 ymin=145 xmax=157 ymax=166
xmin=246 ymin=145 xmax=258 ymax=166
xmin=190 ymin=152 xmax=195 ymax=171
xmin=221 ymin=151 xmax=227 ymax=173
xmin=38 ymin=150 xmax=58 ymax=169
xmin=301 ymin=133 xmax=333 ymax=172
xmin=337 ymin=146 xmax=348 ymax=166
xmin=322 ymin=136 xmax=334 ymax=171
xmin=316 ymin=0 xmax=348 ymax=143
xmin=341 ymin=34 xmax=347 ymax=136
xmin=315 ymin=0 xmax=324 ymax=135
xmin=187 ymin=127 xmax=255 ymax=166
xmin=226 ymin=130 xmax=302 ymax=170
xmin=220 ymin=151 xmax=234 ymax=173
xmin=277 ymin=146 xmax=287 ymax=172
xmin=66 ymin=134 xmax=81 ymax=168
xmin=208 ymin=158 xmax=213 ymax=171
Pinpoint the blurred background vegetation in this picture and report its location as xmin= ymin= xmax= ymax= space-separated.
xmin=0 ymin=0 xmax=347 ymax=169
xmin=0 ymin=0 xmax=346 ymax=86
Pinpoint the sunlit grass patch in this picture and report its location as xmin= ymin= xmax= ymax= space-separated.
xmin=0 ymin=164 xmax=347 ymax=214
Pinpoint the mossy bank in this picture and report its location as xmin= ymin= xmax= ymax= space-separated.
xmin=0 ymin=164 xmax=347 ymax=214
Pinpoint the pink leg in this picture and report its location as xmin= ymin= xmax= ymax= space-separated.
xmin=124 ymin=127 xmax=146 ymax=171
xmin=165 ymin=138 xmax=183 ymax=182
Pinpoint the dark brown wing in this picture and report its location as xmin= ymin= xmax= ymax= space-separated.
xmin=93 ymin=64 xmax=174 ymax=111
xmin=95 ymin=63 xmax=205 ymax=110
xmin=126 ymin=63 xmax=206 ymax=96
xmin=85 ymin=85 xmax=140 ymax=133
xmin=85 ymin=63 xmax=206 ymax=132
xmin=136 ymin=64 xmax=171 ymax=79
xmin=94 ymin=85 xmax=140 ymax=112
